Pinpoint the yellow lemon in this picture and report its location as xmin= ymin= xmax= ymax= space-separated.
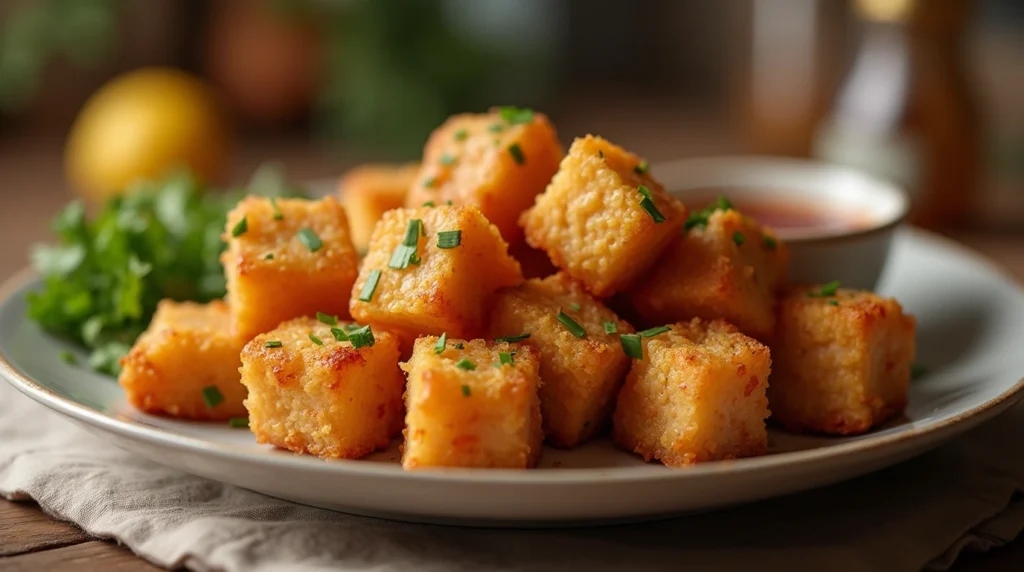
xmin=66 ymin=67 xmax=233 ymax=201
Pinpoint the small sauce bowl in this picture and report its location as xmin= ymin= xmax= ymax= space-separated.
xmin=653 ymin=156 xmax=910 ymax=291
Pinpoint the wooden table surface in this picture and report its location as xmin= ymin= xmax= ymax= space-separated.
xmin=1 ymin=136 xmax=1023 ymax=571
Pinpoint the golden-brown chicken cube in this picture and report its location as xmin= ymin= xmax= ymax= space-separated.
xmin=404 ymin=107 xmax=562 ymax=245
xmin=486 ymin=273 xmax=634 ymax=447
xmin=768 ymin=284 xmax=916 ymax=435
xmin=338 ymin=162 xmax=419 ymax=253
xmin=349 ymin=205 xmax=522 ymax=343
xmin=240 ymin=317 xmax=404 ymax=460
xmin=222 ymin=196 xmax=359 ymax=341
xmin=401 ymin=337 xmax=543 ymax=469
xmin=119 ymin=300 xmax=246 ymax=420
xmin=613 ymin=318 xmax=770 ymax=466
xmin=630 ymin=204 xmax=789 ymax=340
xmin=520 ymin=135 xmax=687 ymax=297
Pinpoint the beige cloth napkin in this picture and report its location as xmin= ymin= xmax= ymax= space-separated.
xmin=2 ymin=381 xmax=1023 ymax=572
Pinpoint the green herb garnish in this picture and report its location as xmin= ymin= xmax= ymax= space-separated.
xmin=264 ymin=340 xmax=283 ymax=348
xmin=733 ymin=231 xmax=745 ymax=246
xmin=454 ymin=129 xmax=468 ymax=141
xmin=638 ymin=185 xmax=666 ymax=223
xmin=388 ymin=219 xmax=423 ymax=269
xmin=330 ymin=327 xmax=348 ymax=342
xmin=569 ymin=303 xmax=581 ymax=312
xmin=297 ymin=228 xmax=322 ymax=252
xmin=437 ymin=230 xmax=462 ymax=249
xmin=202 ymin=385 xmax=225 ymax=408
xmin=620 ymin=334 xmax=643 ymax=359
xmin=270 ymin=197 xmax=283 ymax=220
xmin=809 ymin=280 xmax=840 ymax=298
xmin=317 ymin=312 xmax=337 ymax=325
xmin=264 ymin=253 xmax=274 ymax=260
xmin=685 ymin=196 xmax=734 ymax=231
xmin=499 ymin=106 xmax=534 ymax=125
xmin=422 ymin=201 xmax=435 ymax=207
xmin=640 ymin=325 xmax=671 ymax=337
xmin=456 ymin=358 xmax=477 ymax=371
xmin=309 ymin=333 xmax=324 ymax=346
xmin=231 ymin=216 xmax=248 ymax=237
xmin=347 ymin=324 xmax=375 ymax=348
xmin=499 ymin=351 xmax=515 ymax=366
xmin=423 ymin=177 xmax=436 ymax=188
xmin=603 ymin=321 xmax=617 ymax=334
xmin=359 ymin=269 xmax=382 ymax=302
xmin=557 ymin=311 xmax=587 ymax=338
xmin=598 ymin=150 xmax=604 ymax=158
xmin=488 ymin=123 xmax=504 ymax=133
xmin=763 ymin=236 xmax=777 ymax=250
xmin=508 ymin=143 xmax=525 ymax=165
xmin=494 ymin=333 xmax=531 ymax=343
xmin=228 ymin=417 xmax=249 ymax=428
xmin=828 ymin=300 xmax=840 ymax=306
xmin=461 ymin=384 xmax=471 ymax=397
xmin=440 ymin=153 xmax=457 ymax=166
xmin=633 ymin=160 xmax=649 ymax=175
xmin=434 ymin=333 xmax=448 ymax=354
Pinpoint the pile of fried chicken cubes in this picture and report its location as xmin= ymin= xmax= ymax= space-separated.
xmin=118 ymin=108 xmax=917 ymax=469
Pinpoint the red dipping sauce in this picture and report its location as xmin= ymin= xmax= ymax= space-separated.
xmin=687 ymin=191 xmax=874 ymax=236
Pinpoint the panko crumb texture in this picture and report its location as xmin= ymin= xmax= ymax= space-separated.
xmin=400 ymin=337 xmax=543 ymax=469
xmin=630 ymin=208 xmax=789 ymax=339
xmin=487 ymin=273 xmax=634 ymax=447
xmin=349 ymin=205 xmax=522 ymax=343
xmin=520 ymin=134 xmax=687 ymax=297
xmin=338 ymin=162 xmax=419 ymax=254
xmin=119 ymin=299 xmax=247 ymax=420
xmin=768 ymin=286 xmax=916 ymax=435
xmin=613 ymin=318 xmax=770 ymax=466
xmin=240 ymin=317 xmax=405 ymax=460
xmin=222 ymin=195 xmax=359 ymax=341
xmin=404 ymin=108 xmax=563 ymax=245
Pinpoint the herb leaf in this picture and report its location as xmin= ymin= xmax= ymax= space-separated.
xmin=685 ymin=196 xmax=734 ymax=231
xmin=499 ymin=106 xmax=534 ymax=125
xmin=633 ymin=160 xmax=649 ymax=175
xmin=309 ymin=332 xmax=324 ymax=346
xmin=499 ymin=351 xmax=515 ymax=366
xmin=809 ymin=280 xmax=841 ymax=298
xmin=620 ymin=334 xmax=643 ymax=359
xmin=637 ymin=185 xmax=666 ymax=223
xmin=557 ymin=311 xmax=587 ymax=338
xmin=202 ymin=385 xmax=225 ymax=408
xmin=733 ymin=231 xmax=745 ymax=246
xmin=640 ymin=325 xmax=671 ymax=337
xmin=388 ymin=219 xmax=423 ymax=269
xmin=494 ymin=333 xmax=530 ymax=343
xmin=603 ymin=321 xmax=618 ymax=334
xmin=297 ymin=228 xmax=323 ymax=252
xmin=264 ymin=340 xmax=283 ymax=348
xmin=508 ymin=144 xmax=525 ymax=165
xmin=437 ymin=230 xmax=462 ymax=249
xmin=434 ymin=332 xmax=448 ymax=354
xmin=228 ymin=417 xmax=249 ymax=428
xmin=359 ymin=269 xmax=382 ymax=302
xmin=456 ymin=358 xmax=477 ymax=371
xmin=461 ymin=384 xmax=471 ymax=397
xmin=763 ymin=235 xmax=777 ymax=250
xmin=231 ymin=216 xmax=248 ymax=237
xmin=347 ymin=324 xmax=375 ymax=348
xmin=317 ymin=312 xmax=338 ymax=325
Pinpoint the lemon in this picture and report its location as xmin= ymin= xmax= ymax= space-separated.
xmin=65 ymin=67 xmax=233 ymax=201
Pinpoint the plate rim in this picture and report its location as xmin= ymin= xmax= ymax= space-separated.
xmin=2 ymin=228 xmax=1024 ymax=486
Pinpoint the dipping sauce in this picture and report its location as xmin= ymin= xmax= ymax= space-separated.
xmin=686 ymin=191 xmax=875 ymax=235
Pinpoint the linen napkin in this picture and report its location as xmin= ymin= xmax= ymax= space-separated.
xmin=2 ymin=380 xmax=1023 ymax=572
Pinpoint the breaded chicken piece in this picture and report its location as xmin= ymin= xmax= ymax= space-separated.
xmin=338 ymin=162 xmax=419 ymax=253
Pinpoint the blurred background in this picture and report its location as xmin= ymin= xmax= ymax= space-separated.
xmin=0 ymin=0 xmax=1021 ymax=248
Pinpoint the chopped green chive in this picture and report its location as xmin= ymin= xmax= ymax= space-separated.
xmin=686 ymin=196 xmax=734 ymax=231
xmin=494 ymin=333 xmax=531 ymax=343
xmin=454 ymin=342 xmax=465 ymax=349
xmin=309 ymin=332 xmax=324 ymax=346
xmin=60 ymin=350 xmax=76 ymax=365
xmin=569 ymin=303 xmax=581 ymax=312
xmin=488 ymin=123 xmax=504 ymax=133
xmin=388 ymin=219 xmax=423 ymax=269
xmin=454 ymin=129 xmax=468 ymax=141
xmin=508 ymin=143 xmax=525 ymax=165
xmin=456 ymin=358 xmax=477 ymax=371
xmin=763 ymin=235 xmax=777 ymax=250
xmin=603 ymin=321 xmax=618 ymax=334
xmin=640 ymin=325 xmax=671 ymax=338
xmin=911 ymin=363 xmax=928 ymax=380
xmin=808 ymin=280 xmax=841 ymax=298
xmin=434 ymin=332 xmax=448 ymax=354
xmin=440 ymin=153 xmax=457 ymax=166
xmin=423 ymin=176 xmax=436 ymax=188
xmin=499 ymin=351 xmax=515 ymax=366
xmin=297 ymin=228 xmax=322 ymax=252
xmin=228 ymin=417 xmax=249 ymax=428
xmin=557 ymin=311 xmax=587 ymax=338
xmin=422 ymin=201 xmax=435 ymax=207
xmin=637 ymin=185 xmax=666 ymax=223
xmin=343 ymin=323 xmax=362 ymax=333
xmin=437 ymin=230 xmax=462 ymax=249
xmin=270 ymin=197 xmax=283 ymax=220
xmin=347 ymin=324 xmax=375 ymax=348
xmin=317 ymin=312 xmax=338 ymax=325
xmin=620 ymin=334 xmax=643 ymax=359
xmin=461 ymin=384 xmax=471 ymax=397
xmin=231 ymin=216 xmax=248 ymax=237
xmin=499 ymin=106 xmax=535 ymax=125
xmin=445 ymin=200 xmax=453 ymax=206
xmin=264 ymin=253 xmax=274 ymax=260
xmin=733 ymin=231 xmax=745 ymax=246
xmin=828 ymin=300 xmax=840 ymax=306
xmin=633 ymin=160 xmax=649 ymax=175
xmin=264 ymin=340 xmax=283 ymax=348
xmin=598 ymin=150 xmax=604 ymax=158
xmin=330 ymin=327 xmax=348 ymax=342
xmin=202 ymin=385 xmax=224 ymax=408
xmin=359 ymin=269 xmax=382 ymax=302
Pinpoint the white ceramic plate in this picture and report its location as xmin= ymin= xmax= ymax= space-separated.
xmin=2 ymin=228 xmax=1023 ymax=525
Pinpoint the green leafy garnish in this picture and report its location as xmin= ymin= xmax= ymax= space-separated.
xmin=317 ymin=312 xmax=338 ymax=325
xmin=264 ymin=340 xmax=283 ymax=348
xmin=637 ymin=185 xmax=665 ymax=223
xmin=488 ymin=123 xmax=504 ymax=133
xmin=437 ymin=230 xmax=461 ymax=249
xmin=828 ymin=300 xmax=840 ymax=306
xmin=423 ymin=177 xmax=436 ymax=189
xmin=422 ymin=201 xmax=435 ymax=207
xmin=461 ymin=384 xmax=471 ymax=397
xmin=640 ymin=325 xmax=671 ymax=337
xmin=733 ymin=231 xmax=745 ymax=246
xmin=330 ymin=327 xmax=348 ymax=342
xmin=454 ymin=129 xmax=468 ymax=141
xmin=309 ymin=333 xmax=324 ymax=346
xmin=620 ymin=334 xmax=643 ymax=359
xmin=347 ymin=325 xmax=375 ymax=349
xmin=809 ymin=281 xmax=841 ymax=298
xmin=494 ymin=333 xmax=530 ymax=343
xmin=603 ymin=321 xmax=617 ymax=334
xmin=389 ymin=219 xmax=423 ymax=269
xmin=25 ymin=167 xmax=307 ymax=375
xmin=228 ymin=417 xmax=249 ymax=428
xmin=557 ymin=311 xmax=587 ymax=338
xmin=434 ymin=332 xmax=448 ymax=354
xmin=763 ymin=236 xmax=777 ymax=250
xmin=440 ymin=153 xmax=457 ymax=166
xmin=499 ymin=351 xmax=515 ymax=366
xmin=508 ymin=143 xmax=525 ymax=165
xmin=202 ymin=385 xmax=225 ymax=408
xmin=270 ymin=197 xmax=284 ymax=220
xmin=456 ymin=358 xmax=477 ymax=371
xmin=685 ymin=196 xmax=734 ymax=231
xmin=359 ymin=270 xmax=382 ymax=302
xmin=569 ymin=303 xmax=581 ymax=312
xmin=297 ymin=228 xmax=322 ymax=252
xmin=231 ymin=216 xmax=248 ymax=238
xmin=633 ymin=160 xmax=649 ymax=175
xmin=499 ymin=106 xmax=534 ymax=125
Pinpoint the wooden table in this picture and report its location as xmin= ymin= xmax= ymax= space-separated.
xmin=1 ymin=136 xmax=1023 ymax=571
